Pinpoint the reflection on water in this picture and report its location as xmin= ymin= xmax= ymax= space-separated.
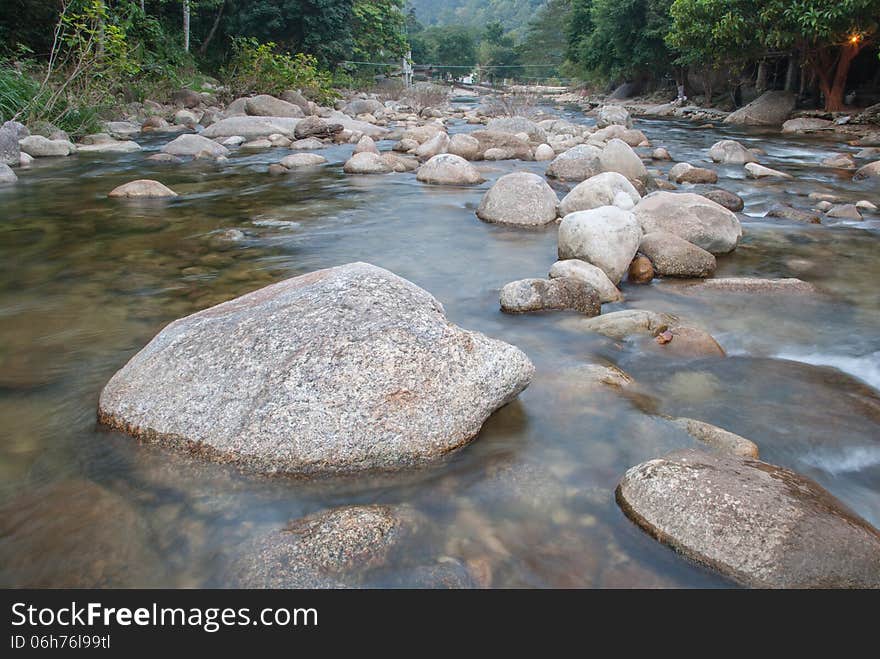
xmin=0 ymin=111 xmax=878 ymax=588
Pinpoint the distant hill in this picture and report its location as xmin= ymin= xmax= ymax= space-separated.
xmin=407 ymin=0 xmax=547 ymax=34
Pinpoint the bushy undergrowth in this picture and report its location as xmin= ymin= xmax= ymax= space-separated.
xmin=221 ymin=37 xmax=337 ymax=105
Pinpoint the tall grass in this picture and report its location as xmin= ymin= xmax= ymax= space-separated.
xmin=0 ymin=65 xmax=101 ymax=137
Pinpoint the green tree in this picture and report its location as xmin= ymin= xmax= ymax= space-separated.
xmin=763 ymin=0 xmax=879 ymax=111
xmin=520 ymin=0 xmax=572 ymax=69
xmin=574 ymin=0 xmax=673 ymax=81
xmin=351 ymin=0 xmax=407 ymax=61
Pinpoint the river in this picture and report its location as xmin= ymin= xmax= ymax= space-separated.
xmin=0 ymin=100 xmax=878 ymax=587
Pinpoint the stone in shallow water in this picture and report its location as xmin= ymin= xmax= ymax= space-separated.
xmin=98 ymin=263 xmax=534 ymax=475
xmin=639 ymin=231 xmax=716 ymax=278
xmin=499 ymin=277 xmax=600 ymax=315
xmin=633 ymin=192 xmax=742 ymax=254
xmin=663 ymin=277 xmax=817 ymax=295
xmin=230 ymin=505 xmax=419 ymax=588
xmin=108 ymin=179 xmax=177 ymax=198
xmin=616 ymin=448 xmax=880 ymax=588
xmin=671 ymin=417 xmax=759 ymax=458
xmin=0 ymin=480 xmax=157 ymax=587
xmin=476 ymin=172 xmax=558 ymax=225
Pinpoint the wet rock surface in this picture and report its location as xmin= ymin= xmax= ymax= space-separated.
xmin=617 ymin=448 xmax=880 ymax=588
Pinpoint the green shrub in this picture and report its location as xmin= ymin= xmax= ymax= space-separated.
xmin=222 ymin=37 xmax=337 ymax=105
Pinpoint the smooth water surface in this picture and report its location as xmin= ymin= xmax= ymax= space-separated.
xmin=1 ymin=106 xmax=878 ymax=587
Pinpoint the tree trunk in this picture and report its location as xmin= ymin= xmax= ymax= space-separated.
xmin=198 ymin=0 xmax=225 ymax=56
xmin=812 ymin=42 xmax=866 ymax=111
xmin=784 ymin=54 xmax=798 ymax=92
xmin=183 ymin=0 xmax=190 ymax=53
xmin=140 ymin=0 xmax=145 ymax=12
xmin=755 ymin=60 xmax=768 ymax=93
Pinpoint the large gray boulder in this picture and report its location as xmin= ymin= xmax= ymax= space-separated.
xmin=202 ymin=116 xmax=301 ymax=139
xmin=616 ymin=449 xmax=880 ymax=588
xmin=708 ymin=139 xmax=758 ymax=164
xmin=416 ymin=154 xmax=483 ymax=185
xmin=471 ymin=130 xmax=532 ymax=160
xmin=724 ymin=90 xmax=796 ymax=126
xmin=476 ymin=172 xmax=558 ymax=226
xmin=633 ymin=192 xmax=742 ymax=254
xmin=486 ymin=116 xmax=547 ymax=143
xmin=558 ymin=206 xmax=642 ymax=285
xmin=0 ymin=125 xmax=20 ymax=165
xmin=546 ymin=144 xmax=602 ymax=182
xmin=18 ymin=135 xmax=75 ymax=157
xmin=98 ymin=263 xmax=534 ymax=475
xmin=161 ymin=133 xmax=229 ymax=158
xmin=599 ymin=138 xmax=649 ymax=184
xmin=245 ymin=95 xmax=305 ymax=118
xmin=499 ymin=277 xmax=600 ymax=315
xmin=595 ymin=104 xmax=632 ymax=129
xmin=558 ymin=172 xmax=641 ymax=216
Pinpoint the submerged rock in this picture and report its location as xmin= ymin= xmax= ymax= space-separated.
xmin=0 ymin=480 xmax=157 ymax=587
xmin=231 ymin=505 xmax=418 ymax=588
xmin=476 ymin=172 xmax=558 ymax=225
xmin=664 ymin=277 xmax=817 ymax=295
xmin=108 ymin=179 xmax=177 ymax=198
xmin=499 ymin=277 xmax=600 ymax=315
xmin=98 ymin=263 xmax=534 ymax=475
xmin=576 ymin=309 xmax=676 ymax=340
xmin=766 ymin=204 xmax=821 ymax=224
xmin=671 ymin=417 xmax=759 ymax=458
xmin=616 ymin=449 xmax=880 ymax=588
xmin=558 ymin=206 xmax=642 ymax=285
xmin=634 ymin=192 xmax=742 ymax=254
xmin=76 ymin=140 xmax=141 ymax=153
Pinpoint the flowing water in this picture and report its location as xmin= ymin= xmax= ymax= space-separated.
xmin=1 ymin=101 xmax=878 ymax=588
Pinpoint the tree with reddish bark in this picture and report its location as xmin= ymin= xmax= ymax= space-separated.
xmin=763 ymin=0 xmax=879 ymax=111
xmin=669 ymin=0 xmax=879 ymax=112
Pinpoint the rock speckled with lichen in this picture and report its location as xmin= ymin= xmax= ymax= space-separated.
xmin=616 ymin=448 xmax=880 ymax=588
xmin=98 ymin=262 xmax=534 ymax=475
